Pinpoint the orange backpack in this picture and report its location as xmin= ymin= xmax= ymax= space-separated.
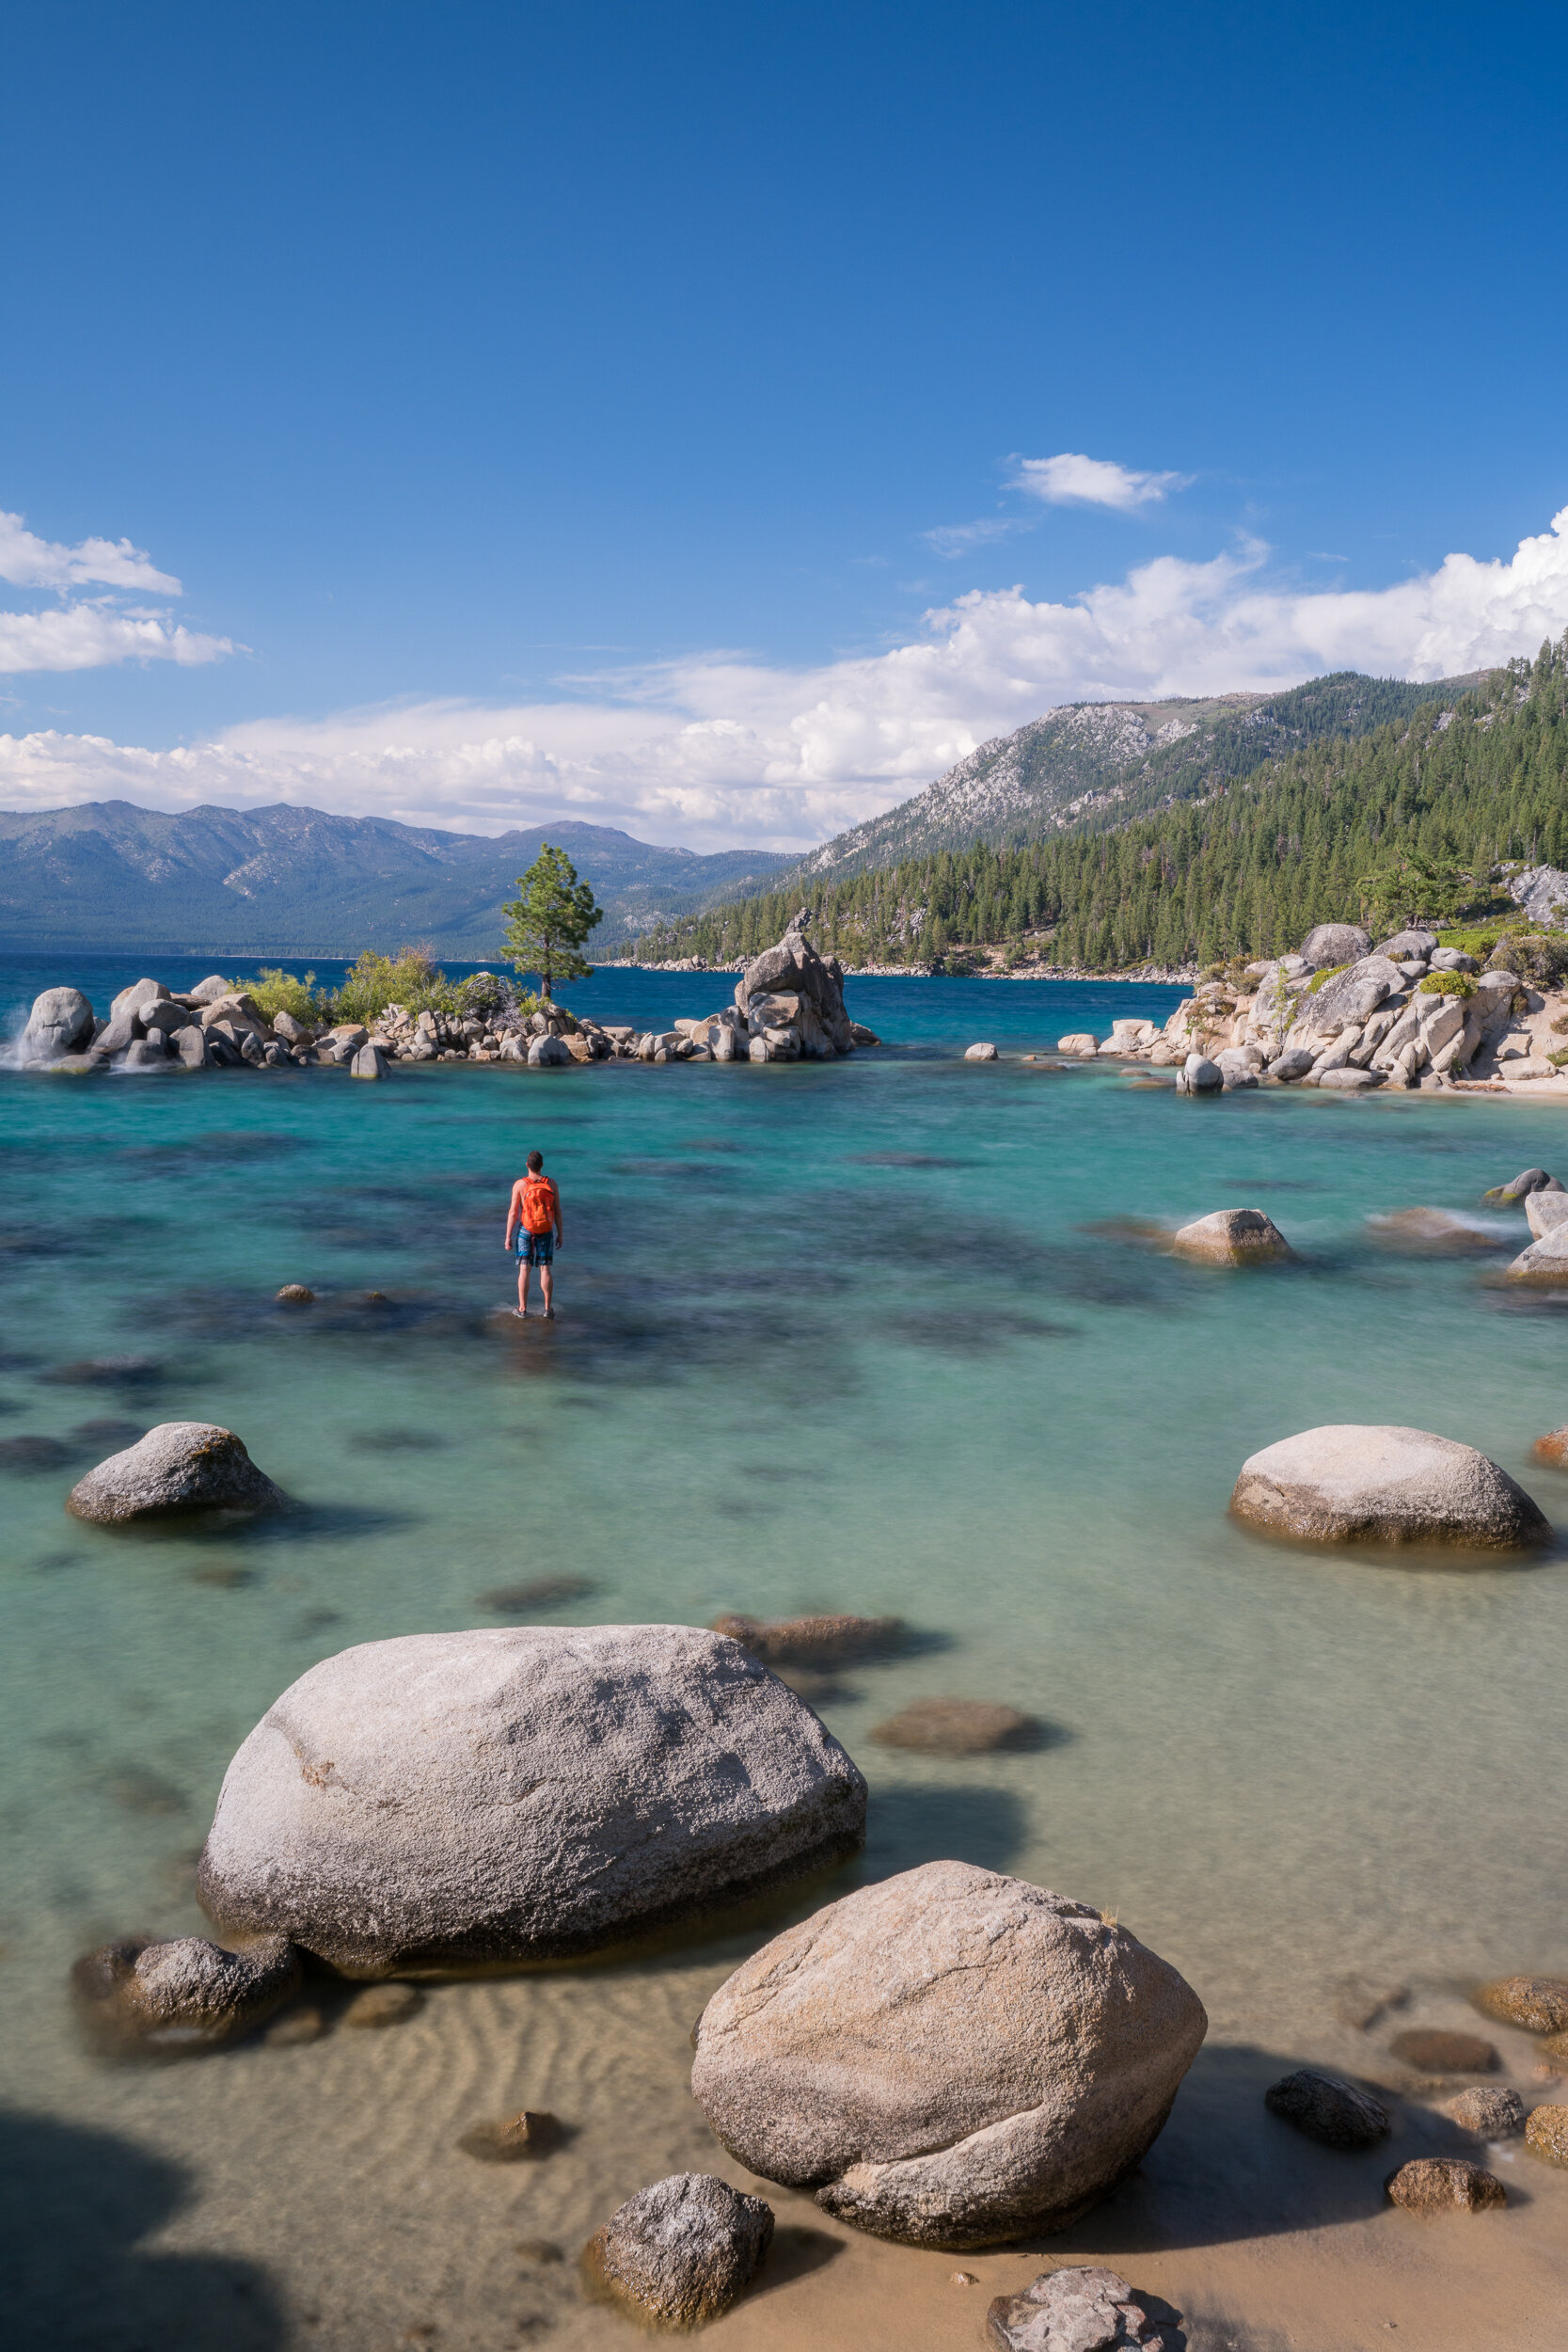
xmin=520 ymin=1173 xmax=556 ymax=1232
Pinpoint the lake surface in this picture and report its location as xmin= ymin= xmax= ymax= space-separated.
xmin=4 ymin=956 xmax=1568 ymax=2349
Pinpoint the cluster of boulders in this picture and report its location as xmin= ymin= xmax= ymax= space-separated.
xmin=1053 ymin=920 xmax=1568 ymax=1089
xmin=15 ymin=916 xmax=879 ymax=1078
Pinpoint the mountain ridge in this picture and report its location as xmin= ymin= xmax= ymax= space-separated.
xmin=0 ymin=800 xmax=791 ymax=956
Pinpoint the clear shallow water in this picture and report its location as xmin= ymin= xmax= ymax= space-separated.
xmin=5 ymin=961 xmax=1568 ymax=2347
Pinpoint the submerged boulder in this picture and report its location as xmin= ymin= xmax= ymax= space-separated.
xmin=72 ymin=1931 xmax=301 ymax=2050
xmin=1264 ymin=2070 xmax=1389 ymax=2148
xmin=67 ymin=1422 xmax=288 ymax=1524
xmin=1229 ymin=1425 xmax=1549 ymax=1551
xmin=1171 ymin=1209 xmax=1293 ymax=1265
xmin=711 ymin=1612 xmax=905 ymax=1666
xmin=198 ymin=1625 xmax=867 ymax=1974
xmin=23 ymin=987 xmax=95 ymax=1062
xmin=584 ymin=2174 xmax=773 ymax=2328
xmin=986 ymin=2266 xmax=1181 ymax=2352
xmin=689 ymin=1859 xmax=1206 ymax=2249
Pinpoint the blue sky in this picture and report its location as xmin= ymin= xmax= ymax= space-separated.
xmin=4 ymin=0 xmax=1568 ymax=848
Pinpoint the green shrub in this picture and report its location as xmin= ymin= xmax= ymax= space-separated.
xmin=1486 ymin=931 xmax=1568 ymax=989
xmin=1550 ymin=1048 xmax=1568 ymax=1071
xmin=329 ymin=948 xmax=462 ymax=1025
xmin=1417 ymin=970 xmax=1477 ymax=998
xmin=236 ymin=966 xmax=332 ymax=1023
xmin=1307 ymin=961 xmax=1349 ymax=994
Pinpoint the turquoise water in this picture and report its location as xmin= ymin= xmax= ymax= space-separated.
xmin=5 ymin=957 xmax=1568 ymax=2346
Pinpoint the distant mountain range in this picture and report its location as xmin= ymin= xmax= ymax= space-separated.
xmin=784 ymin=672 xmax=1479 ymax=886
xmin=0 ymin=802 xmax=792 ymax=958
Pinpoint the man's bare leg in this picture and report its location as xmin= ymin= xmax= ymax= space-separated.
xmin=516 ymin=1261 xmax=531 ymax=1316
xmin=540 ymin=1263 xmax=554 ymax=1318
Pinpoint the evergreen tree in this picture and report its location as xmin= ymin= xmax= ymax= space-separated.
xmin=500 ymin=843 xmax=602 ymax=1001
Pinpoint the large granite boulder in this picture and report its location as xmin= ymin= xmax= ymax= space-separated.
xmin=1299 ymin=956 xmax=1402 ymax=1038
xmin=1301 ymin=923 xmax=1371 ymax=970
xmin=72 ymin=1932 xmax=301 ymax=2051
xmin=1527 ymin=1190 xmax=1568 ymax=1239
xmin=67 ymin=1422 xmax=288 ymax=1524
xmin=1502 ymin=1224 xmax=1568 ymax=1282
xmin=734 ymin=913 xmax=854 ymax=1057
xmin=1229 ymin=1426 xmax=1549 ymax=1550
xmin=1172 ymin=1209 xmax=1293 ymax=1265
xmin=1372 ymin=930 xmax=1438 ymax=962
xmin=689 ymin=1859 xmax=1206 ymax=2249
xmin=583 ymin=2175 xmax=773 ymax=2328
xmin=198 ymin=1625 xmax=867 ymax=1974
xmin=23 ymin=987 xmax=95 ymax=1061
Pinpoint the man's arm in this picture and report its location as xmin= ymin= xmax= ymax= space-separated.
xmin=553 ymin=1182 xmax=564 ymax=1243
xmin=504 ymin=1181 xmax=523 ymax=1248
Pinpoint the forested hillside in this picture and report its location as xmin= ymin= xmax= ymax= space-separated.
xmin=787 ymin=670 xmax=1463 ymax=884
xmin=629 ymin=642 xmax=1568 ymax=971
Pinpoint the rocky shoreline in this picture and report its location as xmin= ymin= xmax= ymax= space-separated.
xmin=1032 ymin=920 xmax=1568 ymax=1094
xmin=13 ymin=911 xmax=880 ymax=1078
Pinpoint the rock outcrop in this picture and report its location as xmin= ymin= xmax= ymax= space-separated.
xmin=22 ymin=987 xmax=95 ymax=1061
xmin=583 ymin=2174 xmax=773 ymax=2328
xmin=198 ymin=1625 xmax=868 ymax=1973
xmin=729 ymin=912 xmax=856 ymax=1059
xmin=1229 ymin=1426 xmax=1550 ymax=1551
xmin=689 ymin=1859 xmax=1206 ymax=2249
xmin=1171 ymin=1209 xmax=1293 ymax=1265
xmin=72 ymin=1931 xmax=302 ymax=2050
xmin=986 ymin=2267 xmax=1180 ymax=2352
xmin=67 ymin=1422 xmax=288 ymax=1524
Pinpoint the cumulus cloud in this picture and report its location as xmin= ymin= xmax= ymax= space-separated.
xmin=0 ymin=509 xmax=182 ymax=594
xmin=0 ymin=606 xmax=234 ymax=674
xmin=0 ymin=504 xmax=233 ymax=673
xmin=5 ymin=506 xmax=1568 ymax=850
xmin=1014 ymin=452 xmax=1192 ymax=511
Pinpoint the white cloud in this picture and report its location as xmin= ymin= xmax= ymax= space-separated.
xmin=0 ymin=504 xmax=233 ymax=674
xmin=0 ymin=606 xmax=234 ymax=674
xmin=5 ymin=505 xmax=1568 ymax=851
xmin=1014 ymin=453 xmax=1192 ymax=512
xmin=0 ymin=509 xmax=182 ymax=594
xmin=921 ymin=516 xmax=1026 ymax=557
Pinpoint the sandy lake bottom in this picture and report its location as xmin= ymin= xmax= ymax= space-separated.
xmin=4 ymin=967 xmax=1568 ymax=2350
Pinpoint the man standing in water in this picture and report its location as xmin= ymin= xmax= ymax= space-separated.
xmin=505 ymin=1150 xmax=564 ymax=1318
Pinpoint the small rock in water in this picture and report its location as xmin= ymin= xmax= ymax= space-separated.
xmin=262 ymin=2000 xmax=330 ymax=2046
xmin=477 ymin=1575 xmax=598 ymax=1612
xmin=1476 ymin=1985 xmax=1568 ymax=2042
xmin=1366 ymin=1208 xmax=1499 ymax=1255
xmin=0 ymin=1436 xmax=74 ymax=1472
xmin=1388 ymin=2027 xmax=1498 ymax=2074
xmin=1228 ymin=1425 xmax=1550 ymax=1551
xmin=582 ymin=2173 xmax=773 ymax=2329
xmin=72 ymin=1931 xmax=302 ymax=2051
xmin=1263 ymin=2068 xmax=1390 ymax=2147
xmin=1531 ymin=1429 xmax=1568 ymax=1468
xmin=340 ymin=1981 xmax=422 ymax=2028
xmin=1385 ymin=2156 xmax=1506 ymax=2213
xmin=1445 ymin=2086 xmax=1527 ymax=2138
xmin=1171 ymin=1208 xmax=1294 ymax=1265
xmin=1525 ymin=2105 xmax=1568 ymax=2164
xmin=458 ymin=2109 xmax=562 ymax=2162
xmin=68 ymin=1422 xmax=288 ymax=1524
xmin=985 ymin=2265 xmax=1181 ymax=2351
xmin=711 ymin=1611 xmax=906 ymax=1665
xmin=964 ymin=1042 xmax=999 ymax=1061
xmin=1333 ymin=1976 xmax=1410 ymax=2031
xmin=276 ymin=1284 xmax=316 ymax=1304
xmin=869 ymin=1698 xmax=1040 ymax=1754
xmin=1483 ymin=1167 xmax=1556 ymax=1203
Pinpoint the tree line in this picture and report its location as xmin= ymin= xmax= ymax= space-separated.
xmin=627 ymin=640 xmax=1568 ymax=970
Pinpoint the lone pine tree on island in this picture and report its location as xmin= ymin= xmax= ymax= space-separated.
xmin=501 ymin=843 xmax=603 ymax=1001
